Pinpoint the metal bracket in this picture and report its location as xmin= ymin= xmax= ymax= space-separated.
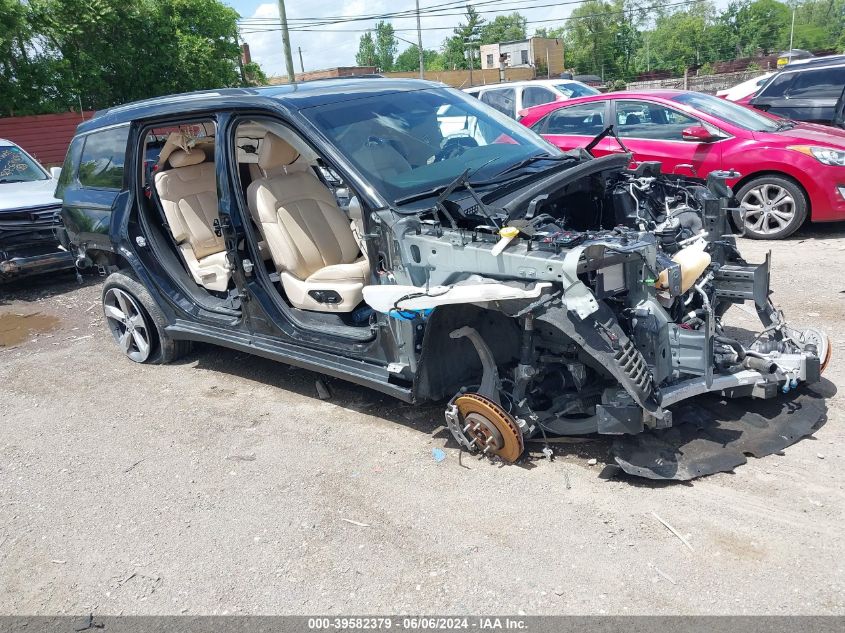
xmin=449 ymin=326 xmax=501 ymax=404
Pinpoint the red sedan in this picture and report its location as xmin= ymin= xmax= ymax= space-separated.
xmin=518 ymin=89 xmax=845 ymax=239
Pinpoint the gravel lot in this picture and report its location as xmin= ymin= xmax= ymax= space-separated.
xmin=1 ymin=225 xmax=844 ymax=615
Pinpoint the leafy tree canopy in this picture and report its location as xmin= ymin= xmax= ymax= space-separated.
xmin=394 ymin=45 xmax=441 ymax=72
xmin=374 ymin=20 xmax=398 ymax=72
xmin=355 ymin=31 xmax=377 ymax=67
xmin=480 ymin=13 xmax=527 ymax=44
xmin=1 ymin=0 xmax=266 ymax=117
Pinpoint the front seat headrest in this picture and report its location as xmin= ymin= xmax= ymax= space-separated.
xmin=259 ymin=132 xmax=299 ymax=171
xmin=168 ymin=148 xmax=206 ymax=168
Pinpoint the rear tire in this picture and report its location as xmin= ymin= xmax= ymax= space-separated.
xmin=102 ymin=269 xmax=191 ymax=364
xmin=734 ymin=175 xmax=807 ymax=240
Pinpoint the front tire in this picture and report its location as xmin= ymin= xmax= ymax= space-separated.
xmin=102 ymin=270 xmax=191 ymax=364
xmin=734 ymin=175 xmax=807 ymax=240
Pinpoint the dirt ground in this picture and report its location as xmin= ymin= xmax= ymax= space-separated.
xmin=1 ymin=223 xmax=844 ymax=616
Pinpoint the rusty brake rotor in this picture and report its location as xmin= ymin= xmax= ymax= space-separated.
xmin=454 ymin=393 xmax=524 ymax=463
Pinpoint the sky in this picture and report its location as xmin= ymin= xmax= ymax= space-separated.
xmin=230 ymin=0 xmax=583 ymax=77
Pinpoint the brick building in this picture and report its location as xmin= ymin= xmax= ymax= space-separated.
xmin=479 ymin=37 xmax=564 ymax=76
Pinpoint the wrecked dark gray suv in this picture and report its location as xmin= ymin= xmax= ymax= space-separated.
xmin=58 ymin=80 xmax=830 ymax=476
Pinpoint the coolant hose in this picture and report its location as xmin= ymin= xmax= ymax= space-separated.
xmin=715 ymin=335 xmax=746 ymax=360
xmin=743 ymin=354 xmax=777 ymax=374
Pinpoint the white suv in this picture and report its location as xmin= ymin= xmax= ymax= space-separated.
xmin=464 ymin=79 xmax=599 ymax=119
xmin=0 ymin=139 xmax=73 ymax=280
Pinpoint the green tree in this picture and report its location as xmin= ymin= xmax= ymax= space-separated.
xmin=19 ymin=0 xmax=247 ymax=113
xmin=355 ymin=31 xmax=377 ymax=66
xmin=440 ymin=5 xmax=485 ymax=70
xmin=394 ymin=45 xmax=440 ymax=72
xmin=650 ymin=11 xmax=705 ymax=72
xmin=0 ymin=0 xmax=57 ymax=116
xmin=158 ymin=0 xmax=242 ymax=93
xmin=791 ymin=0 xmax=845 ymax=51
xmin=564 ymin=0 xmax=629 ymax=79
xmin=734 ymin=0 xmax=791 ymax=55
xmin=373 ymin=20 xmax=397 ymax=71
xmin=243 ymin=61 xmax=268 ymax=86
xmin=533 ymin=26 xmax=566 ymax=39
xmin=479 ymin=13 xmax=527 ymax=44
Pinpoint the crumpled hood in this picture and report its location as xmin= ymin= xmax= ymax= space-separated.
xmin=0 ymin=179 xmax=60 ymax=212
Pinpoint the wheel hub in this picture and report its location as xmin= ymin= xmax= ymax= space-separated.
xmin=451 ymin=393 xmax=524 ymax=463
xmin=463 ymin=412 xmax=505 ymax=451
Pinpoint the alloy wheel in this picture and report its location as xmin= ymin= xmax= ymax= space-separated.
xmin=740 ymin=183 xmax=795 ymax=236
xmin=103 ymin=287 xmax=152 ymax=362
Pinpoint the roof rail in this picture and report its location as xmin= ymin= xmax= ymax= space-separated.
xmin=784 ymin=54 xmax=845 ymax=69
xmin=297 ymin=73 xmax=385 ymax=83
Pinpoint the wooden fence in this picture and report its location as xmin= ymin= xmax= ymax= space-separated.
xmin=383 ymin=67 xmax=535 ymax=89
xmin=0 ymin=110 xmax=93 ymax=166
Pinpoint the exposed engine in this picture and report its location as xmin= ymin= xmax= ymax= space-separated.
xmin=366 ymin=155 xmax=829 ymax=466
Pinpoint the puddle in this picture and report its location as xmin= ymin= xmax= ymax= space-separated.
xmin=0 ymin=312 xmax=61 ymax=347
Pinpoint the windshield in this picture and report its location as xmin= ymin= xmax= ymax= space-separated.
xmin=0 ymin=145 xmax=48 ymax=183
xmin=303 ymin=87 xmax=560 ymax=204
xmin=671 ymin=92 xmax=780 ymax=132
xmin=555 ymin=83 xmax=600 ymax=98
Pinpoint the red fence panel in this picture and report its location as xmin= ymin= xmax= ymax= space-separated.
xmin=0 ymin=111 xmax=95 ymax=166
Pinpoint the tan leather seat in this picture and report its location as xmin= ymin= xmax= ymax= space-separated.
xmin=352 ymin=141 xmax=412 ymax=179
xmin=247 ymin=133 xmax=369 ymax=312
xmin=154 ymin=148 xmax=231 ymax=292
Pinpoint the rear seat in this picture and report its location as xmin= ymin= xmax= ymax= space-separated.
xmin=153 ymin=148 xmax=231 ymax=292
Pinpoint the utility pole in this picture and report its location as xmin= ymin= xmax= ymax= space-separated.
xmin=468 ymin=48 xmax=474 ymax=87
xmin=298 ymin=46 xmax=304 ymax=73
xmin=235 ymin=32 xmax=247 ymax=86
xmin=277 ymin=0 xmax=296 ymax=84
xmin=415 ymin=0 xmax=424 ymax=79
xmin=788 ymin=9 xmax=796 ymax=62
xmin=465 ymin=40 xmax=478 ymax=87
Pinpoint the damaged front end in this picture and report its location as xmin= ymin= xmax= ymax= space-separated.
xmin=0 ymin=204 xmax=74 ymax=281
xmin=368 ymin=156 xmax=829 ymax=472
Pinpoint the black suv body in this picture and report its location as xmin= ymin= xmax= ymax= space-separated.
xmin=57 ymin=79 xmax=827 ymax=467
xmin=750 ymin=55 xmax=845 ymax=127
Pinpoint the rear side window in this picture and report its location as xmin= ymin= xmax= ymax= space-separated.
xmin=480 ymin=88 xmax=516 ymax=118
xmin=758 ymin=72 xmax=794 ymax=99
xmin=55 ymin=136 xmax=84 ymax=199
xmin=787 ymin=66 xmax=845 ymax=99
xmin=78 ymin=126 xmax=130 ymax=190
xmin=522 ymin=86 xmax=557 ymax=109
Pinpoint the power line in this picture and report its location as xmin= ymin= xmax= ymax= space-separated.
xmin=241 ymin=2 xmax=569 ymax=30
xmin=239 ymin=0 xmax=707 ymax=35
xmin=238 ymin=0 xmax=525 ymax=25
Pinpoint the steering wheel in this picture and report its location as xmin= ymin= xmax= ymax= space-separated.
xmin=434 ymin=135 xmax=478 ymax=162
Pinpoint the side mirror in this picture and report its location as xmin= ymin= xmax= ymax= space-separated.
xmin=49 ymin=166 xmax=62 ymax=180
xmin=681 ymin=125 xmax=717 ymax=142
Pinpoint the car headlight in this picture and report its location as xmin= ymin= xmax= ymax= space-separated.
xmin=788 ymin=145 xmax=845 ymax=166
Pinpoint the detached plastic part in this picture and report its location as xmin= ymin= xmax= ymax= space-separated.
xmin=363 ymin=282 xmax=552 ymax=314
xmin=611 ymin=381 xmax=830 ymax=480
